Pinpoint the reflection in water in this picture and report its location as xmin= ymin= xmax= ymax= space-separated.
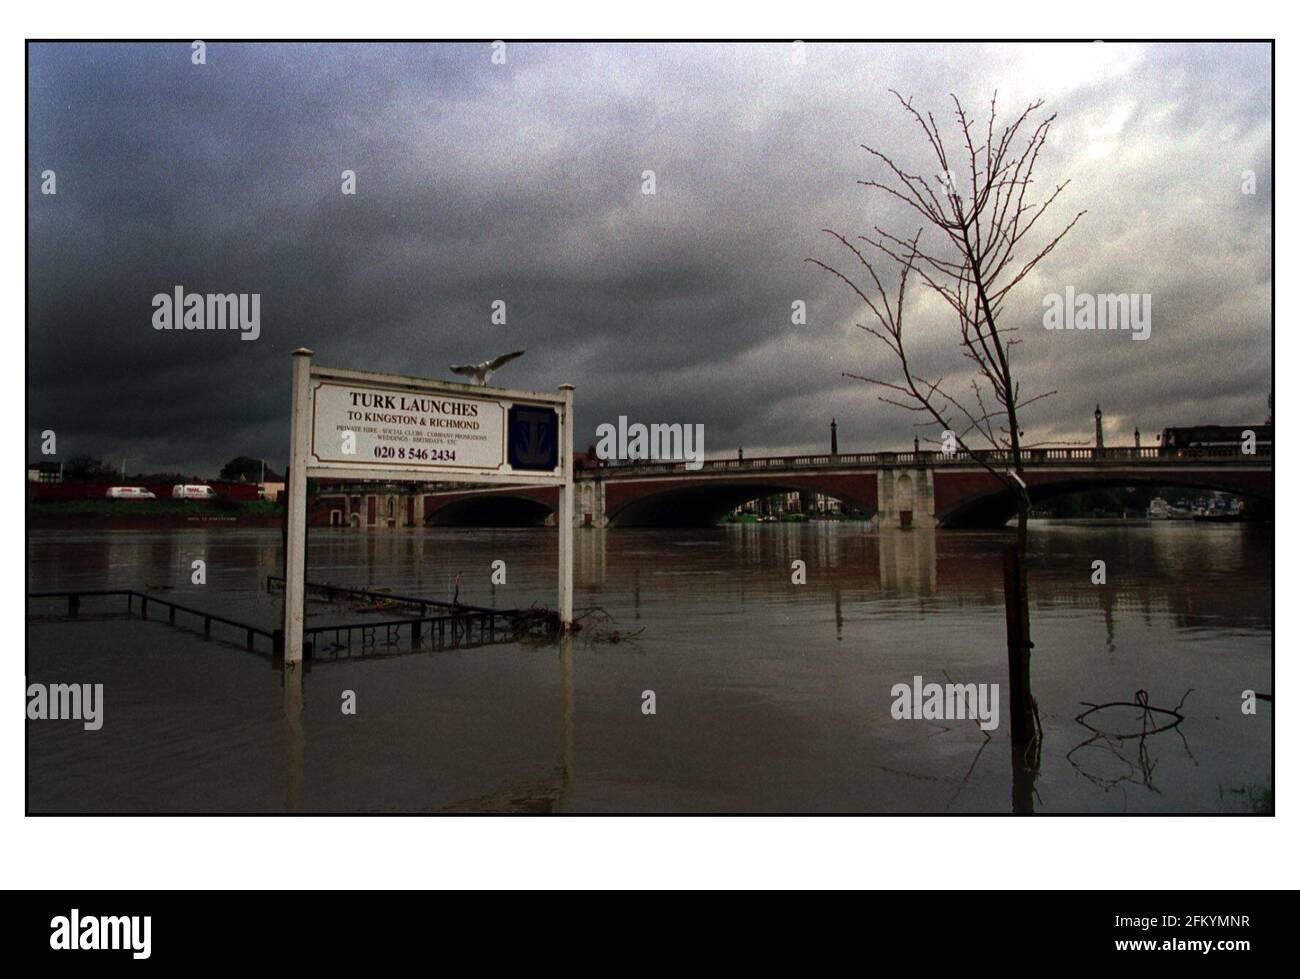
xmin=878 ymin=529 xmax=937 ymax=596
xmin=429 ymin=636 xmax=576 ymax=814
xmin=26 ymin=520 xmax=1271 ymax=813
xmin=1012 ymin=733 xmax=1041 ymax=816
xmin=282 ymin=665 xmax=304 ymax=812
xmin=559 ymin=636 xmax=574 ymax=805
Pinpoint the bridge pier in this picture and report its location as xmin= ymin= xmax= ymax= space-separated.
xmin=872 ymin=468 xmax=936 ymax=530
xmin=577 ymin=479 xmax=607 ymax=528
xmin=545 ymin=479 xmax=608 ymax=527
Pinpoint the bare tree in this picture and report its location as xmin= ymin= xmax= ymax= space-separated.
xmin=810 ymin=91 xmax=1085 ymax=747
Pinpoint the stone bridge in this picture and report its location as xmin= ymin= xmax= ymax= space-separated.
xmin=409 ymin=447 xmax=1272 ymax=529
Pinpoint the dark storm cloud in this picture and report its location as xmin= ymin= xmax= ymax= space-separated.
xmin=27 ymin=41 xmax=1271 ymax=473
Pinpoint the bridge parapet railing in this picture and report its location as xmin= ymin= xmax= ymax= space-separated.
xmin=577 ymin=444 xmax=1270 ymax=478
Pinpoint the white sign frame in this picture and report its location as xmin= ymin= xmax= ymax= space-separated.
xmin=282 ymin=349 xmax=574 ymax=664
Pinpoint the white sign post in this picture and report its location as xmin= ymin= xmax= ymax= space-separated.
xmin=281 ymin=349 xmax=574 ymax=665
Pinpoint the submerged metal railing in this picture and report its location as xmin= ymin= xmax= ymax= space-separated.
xmin=265 ymin=574 xmax=523 ymax=656
xmin=301 ymin=608 xmax=519 ymax=656
xmin=29 ymin=583 xmax=531 ymax=661
xmin=27 ymin=588 xmax=278 ymax=651
xmin=264 ymin=575 xmax=500 ymax=615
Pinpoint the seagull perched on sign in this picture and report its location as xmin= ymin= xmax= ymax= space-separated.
xmin=449 ymin=349 xmax=526 ymax=386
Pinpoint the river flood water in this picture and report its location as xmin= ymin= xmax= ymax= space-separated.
xmin=26 ymin=521 xmax=1272 ymax=813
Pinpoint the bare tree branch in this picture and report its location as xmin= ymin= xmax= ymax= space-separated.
xmin=811 ymin=91 xmax=1082 ymax=497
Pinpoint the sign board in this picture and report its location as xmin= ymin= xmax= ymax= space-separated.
xmin=310 ymin=380 xmax=509 ymax=475
xmin=282 ymin=351 xmax=574 ymax=664
xmin=300 ymin=364 xmax=567 ymax=486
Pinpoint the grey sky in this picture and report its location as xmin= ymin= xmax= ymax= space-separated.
xmin=27 ymin=41 xmax=1271 ymax=474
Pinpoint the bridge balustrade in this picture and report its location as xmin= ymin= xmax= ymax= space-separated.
xmin=577 ymin=443 xmax=1269 ymax=478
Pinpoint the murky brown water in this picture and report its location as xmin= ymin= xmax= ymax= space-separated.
xmin=26 ymin=521 xmax=1272 ymax=813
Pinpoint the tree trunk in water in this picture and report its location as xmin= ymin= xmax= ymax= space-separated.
xmin=1003 ymin=495 xmax=1035 ymax=744
xmin=1005 ymin=491 xmax=1037 ymax=813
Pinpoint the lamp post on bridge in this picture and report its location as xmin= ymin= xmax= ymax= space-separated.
xmin=1094 ymin=404 xmax=1104 ymax=450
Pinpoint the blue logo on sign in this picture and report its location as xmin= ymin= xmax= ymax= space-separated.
xmin=508 ymin=406 xmax=559 ymax=471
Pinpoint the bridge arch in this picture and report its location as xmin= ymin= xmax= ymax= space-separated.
xmin=605 ymin=474 xmax=877 ymax=527
xmin=424 ymin=493 xmax=554 ymax=527
xmin=938 ymin=471 xmax=1272 ymax=528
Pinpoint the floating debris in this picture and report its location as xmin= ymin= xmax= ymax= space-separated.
xmin=1075 ymin=688 xmax=1192 ymax=739
xmin=512 ymin=604 xmax=643 ymax=645
xmin=1067 ymin=689 xmax=1195 ymax=795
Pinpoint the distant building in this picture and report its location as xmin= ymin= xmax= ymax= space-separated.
xmin=311 ymin=455 xmax=591 ymax=527
xmin=27 ymin=462 xmax=63 ymax=483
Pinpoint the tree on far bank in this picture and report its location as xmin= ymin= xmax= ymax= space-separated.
xmin=219 ymin=457 xmax=282 ymax=483
xmin=62 ymin=456 xmax=118 ymax=481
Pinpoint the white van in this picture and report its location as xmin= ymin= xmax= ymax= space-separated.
xmin=105 ymin=486 xmax=157 ymax=500
xmin=172 ymin=484 xmax=217 ymax=500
